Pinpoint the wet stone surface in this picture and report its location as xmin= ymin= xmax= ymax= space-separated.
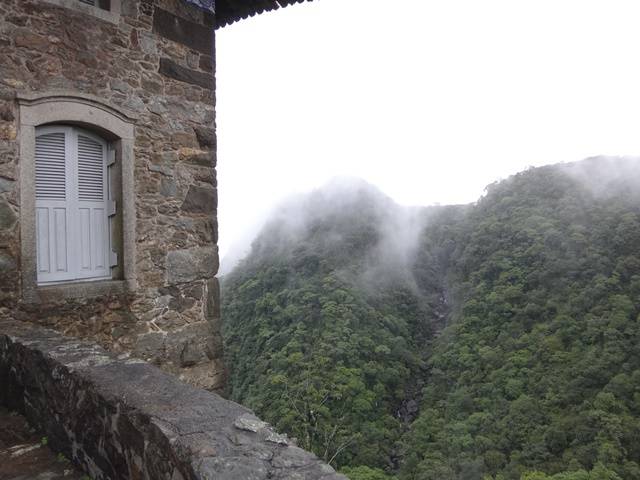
xmin=0 ymin=407 xmax=85 ymax=480
xmin=0 ymin=321 xmax=347 ymax=480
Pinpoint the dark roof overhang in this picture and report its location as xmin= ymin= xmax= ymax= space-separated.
xmin=216 ymin=0 xmax=312 ymax=28
xmin=185 ymin=0 xmax=314 ymax=29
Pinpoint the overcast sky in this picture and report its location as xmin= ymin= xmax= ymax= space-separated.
xmin=216 ymin=0 xmax=640 ymax=264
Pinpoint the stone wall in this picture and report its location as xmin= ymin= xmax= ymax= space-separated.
xmin=0 ymin=320 xmax=347 ymax=480
xmin=0 ymin=0 xmax=224 ymax=390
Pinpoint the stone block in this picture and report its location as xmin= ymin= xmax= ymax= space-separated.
xmin=0 ymin=103 xmax=14 ymax=121
xmin=186 ymin=51 xmax=200 ymax=69
xmin=178 ymin=147 xmax=212 ymax=166
xmin=148 ymin=99 xmax=168 ymax=115
xmin=171 ymin=132 xmax=198 ymax=148
xmin=179 ymin=338 xmax=202 ymax=367
xmin=141 ymin=78 xmax=163 ymax=94
xmin=193 ymin=126 xmax=215 ymax=149
xmin=14 ymin=30 xmax=49 ymax=52
xmin=153 ymin=8 xmax=212 ymax=55
xmin=180 ymin=185 xmax=216 ymax=215
xmin=159 ymin=58 xmax=213 ymax=90
xmin=0 ymin=251 xmax=16 ymax=273
xmin=199 ymin=54 xmax=213 ymax=73
xmin=0 ymin=177 xmax=13 ymax=194
xmin=166 ymin=246 xmax=218 ymax=284
xmin=0 ymin=199 xmax=16 ymax=229
xmin=133 ymin=331 xmax=166 ymax=363
xmin=109 ymin=78 xmax=130 ymax=94
xmin=138 ymin=32 xmax=157 ymax=55
xmin=165 ymin=322 xmax=210 ymax=367
xmin=148 ymin=162 xmax=173 ymax=177
xmin=0 ymin=124 xmax=16 ymax=141
xmin=159 ymin=177 xmax=177 ymax=197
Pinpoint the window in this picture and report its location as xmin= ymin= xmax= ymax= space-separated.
xmin=18 ymin=91 xmax=136 ymax=302
xmin=41 ymin=0 xmax=121 ymax=24
xmin=35 ymin=126 xmax=116 ymax=284
xmin=78 ymin=0 xmax=111 ymax=10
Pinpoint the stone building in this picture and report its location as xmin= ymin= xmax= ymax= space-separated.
xmin=0 ymin=0 xmax=309 ymax=391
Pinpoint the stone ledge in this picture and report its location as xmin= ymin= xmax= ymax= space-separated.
xmin=27 ymin=280 xmax=128 ymax=304
xmin=0 ymin=320 xmax=346 ymax=480
xmin=40 ymin=0 xmax=121 ymax=25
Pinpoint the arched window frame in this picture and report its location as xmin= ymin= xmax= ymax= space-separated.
xmin=18 ymin=92 xmax=137 ymax=303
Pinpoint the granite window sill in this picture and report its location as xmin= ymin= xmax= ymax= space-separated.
xmin=27 ymin=280 xmax=127 ymax=304
xmin=41 ymin=0 xmax=121 ymax=25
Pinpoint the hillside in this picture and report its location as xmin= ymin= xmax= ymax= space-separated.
xmin=221 ymin=158 xmax=640 ymax=480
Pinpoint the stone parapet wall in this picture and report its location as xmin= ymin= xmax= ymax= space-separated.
xmin=0 ymin=0 xmax=223 ymax=390
xmin=0 ymin=320 xmax=347 ymax=480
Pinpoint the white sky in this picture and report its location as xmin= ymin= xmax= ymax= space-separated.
xmin=216 ymin=0 xmax=640 ymax=263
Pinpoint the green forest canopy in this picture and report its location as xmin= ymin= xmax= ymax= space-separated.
xmin=222 ymin=158 xmax=640 ymax=480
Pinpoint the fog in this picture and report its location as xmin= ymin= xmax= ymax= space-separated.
xmin=560 ymin=156 xmax=640 ymax=199
xmin=220 ymin=155 xmax=640 ymax=277
xmin=217 ymin=0 xmax=640 ymax=272
xmin=220 ymin=177 xmax=436 ymax=278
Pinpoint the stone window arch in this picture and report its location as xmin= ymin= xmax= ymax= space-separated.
xmin=17 ymin=92 xmax=137 ymax=302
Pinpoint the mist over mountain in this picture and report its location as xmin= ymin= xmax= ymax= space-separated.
xmin=221 ymin=157 xmax=640 ymax=480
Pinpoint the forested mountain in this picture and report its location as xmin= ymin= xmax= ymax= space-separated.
xmin=221 ymin=158 xmax=640 ymax=480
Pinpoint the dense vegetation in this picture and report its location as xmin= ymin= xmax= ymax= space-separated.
xmin=222 ymin=182 xmax=434 ymax=470
xmin=221 ymin=159 xmax=640 ymax=480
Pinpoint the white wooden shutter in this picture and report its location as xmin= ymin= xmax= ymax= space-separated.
xmin=35 ymin=126 xmax=113 ymax=284
xmin=106 ymin=147 xmax=118 ymax=268
xmin=74 ymin=131 xmax=111 ymax=280
xmin=35 ymin=127 xmax=72 ymax=283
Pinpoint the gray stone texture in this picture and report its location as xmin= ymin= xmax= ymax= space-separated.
xmin=194 ymin=125 xmax=216 ymax=148
xmin=0 ymin=0 xmax=223 ymax=391
xmin=0 ymin=321 xmax=347 ymax=480
xmin=0 ymin=199 xmax=16 ymax=228
xmin=153 ymin=7 xmax=213 ymax=55
xmin=159 ymin=57 xmax=215 ymax=90
xmin=166 ymin=246 xmax=218 ymax=284
xmin=0 ymin=177 xmax=13 ymax=193
xmin=181 ymin=184 xmax=217 ymax=214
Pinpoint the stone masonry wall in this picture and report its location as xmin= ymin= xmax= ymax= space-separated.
xmin=0 ymin=320 xmax=346 ymax=480
xmin=0 ymin=0 xmax=224 ymax=390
